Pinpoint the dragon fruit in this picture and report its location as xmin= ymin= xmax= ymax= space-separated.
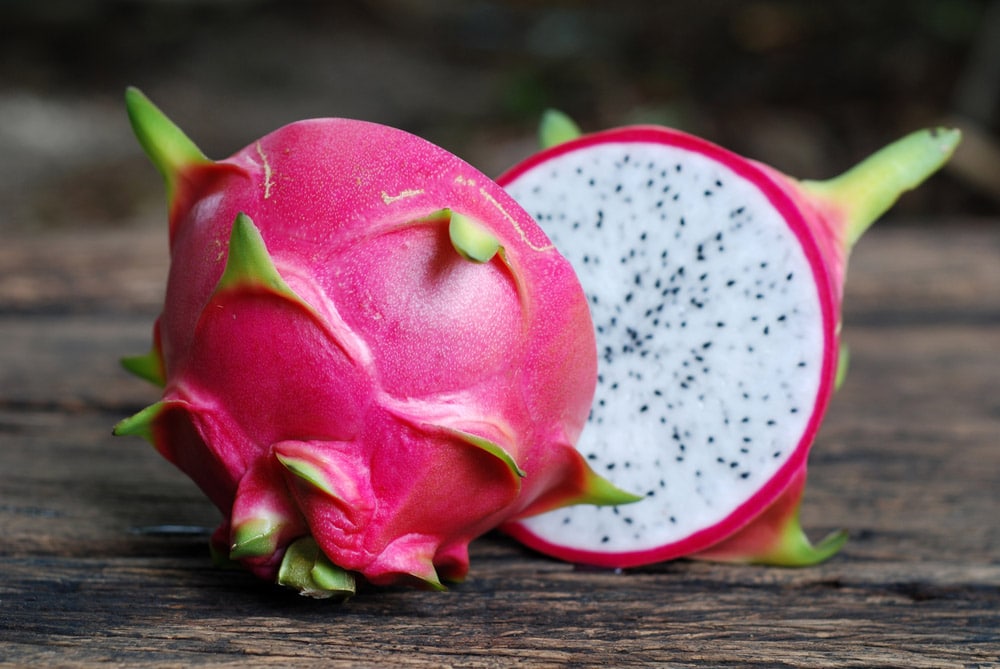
xmin=113 ymin=89 xmax=637 ymax=597
xmin=497 ymin=114 xmax=960 ymax=568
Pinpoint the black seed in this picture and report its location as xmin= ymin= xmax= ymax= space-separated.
xmin=639 ymin=405 xmax=649 ymax=413
xmin=740 ymin=472 xmax=750 ymax=479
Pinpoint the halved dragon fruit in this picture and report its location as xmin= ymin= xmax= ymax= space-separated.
xmin=114 ymin=90 xmax=636 ymax=596
xmin=498 ymin=114 xmax=959 ymax=568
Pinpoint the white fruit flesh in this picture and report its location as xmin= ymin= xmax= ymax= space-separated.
xmin=504 ymin=140 xmax=826 ymax=556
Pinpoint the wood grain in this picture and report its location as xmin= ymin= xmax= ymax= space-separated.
xmin=1 ymin=223 xmax=998 ymax=667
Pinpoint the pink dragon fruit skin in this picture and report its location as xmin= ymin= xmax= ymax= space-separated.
xmin=114 ymin=88 xmax=636 ymax=595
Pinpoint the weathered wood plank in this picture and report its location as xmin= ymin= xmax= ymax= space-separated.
xmin=1 ymin=551 xmax=997 ymax=668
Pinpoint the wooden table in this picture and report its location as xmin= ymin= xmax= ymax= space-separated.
xmin=2 ymin=221 xmax=998 ymax=667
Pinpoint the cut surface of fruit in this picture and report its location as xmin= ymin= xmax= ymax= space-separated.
xmin=499 ymin=127 xmax=836 ymax=566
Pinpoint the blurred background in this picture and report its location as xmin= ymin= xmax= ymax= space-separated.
xmin=1 ymin=0 xmax=997 ymax=233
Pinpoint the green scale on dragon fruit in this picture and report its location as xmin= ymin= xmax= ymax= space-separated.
xmin=498 ymin=111 xmax=960 ymax=569
xmin=114 ymin=91 xmax=639 ymax=598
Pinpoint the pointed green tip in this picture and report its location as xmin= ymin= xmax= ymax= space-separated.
xmin=411 ymin=566 xmax=446 ymax=591
xmin=448 ymin=211 xmax=501 ymax=263
xmin=277 ymin=536 xmax=356 ymax=599
xmin=275 ymin=451 xmax=344 ymax=502
xmin=125 ymin=87 xmax=209 ymax=197
xmin=801 ymin=127 xmax=961 ymax=248
xmin=229 ymin=518 xmax=282 ymax=560
xmin=451 ymin=428 xmax=526 ymax=479
xmin=577 ymin=467 xmax=644 ymax=507
xmin=755 ymin=527 xmax=849 ymax=567
xmin=834 ymin=342 xmax=850 ymax=391
xmin=112 ymin=402 xmax=165 ymax=442
xmin=121 ymin=349 xmax=166 ymax=387
xmin=538 ymin=109 xmax=582 ymax=149
xmin=218 ymin=213 xmax=294 ymax=294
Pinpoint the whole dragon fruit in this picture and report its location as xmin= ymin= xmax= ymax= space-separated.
xmin=114 ymin=90 xmax=636 ymax=596
xmin=498 ymin=113 xmax=959 ymax=568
